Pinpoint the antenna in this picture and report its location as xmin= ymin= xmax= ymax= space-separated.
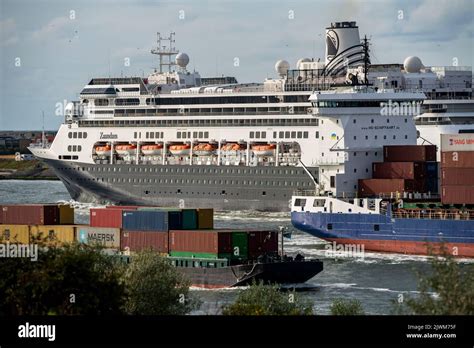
xmin=41 ymin=111 xmax=46 ymax=148
xmin=362 ymin=35 xmax=371 ymax=87
xmin=150 ymin=32 xmax=178 ymax=73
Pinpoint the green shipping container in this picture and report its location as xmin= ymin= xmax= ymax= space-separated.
xmin=181 ymin=209 xmax=198 ymax=229
xmin=169 ymin=250 xmax=219 ymax=259
xmin=231 ymin=232 xmax=248 ymax=260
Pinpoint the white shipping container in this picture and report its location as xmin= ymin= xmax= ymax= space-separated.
xmin=76 ymin=226 xmax=121 ymax=248
xmin=441 ymin=134 xmax=474 ymax=152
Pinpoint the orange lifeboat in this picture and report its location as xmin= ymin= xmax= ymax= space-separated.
xmin=141 ymin=144 xmax=163 ymax=156
xmin=193 ymin=143 xmax=216 ymax=156
xmin=221 ymin=143 xmax=244 ymax=152
xmin=169 ymin=144 xmax=191 ymax=156
xmin=115 ymin=144 xmax=137 ymax=156
xmin=94 ymin=145 xmax=111 ymax=156
xmin=252 ymin=144 xmax=276 ymax=156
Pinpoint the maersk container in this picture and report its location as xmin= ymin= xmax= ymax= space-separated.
xmin=441 ymin=134 xmax=474 ymax=152
xmin=0 ymin=224 xmax=29 ymax=244
xmin=372 ymin=162 xmax=426 ymax=180
xmin=441 ymin=185 xmax=474 ymax=205
xmin=248 ymin=231 xmax=278 ymax=259
xmin=90 ymin=208 xmax=124 ymax=228
xmin=383 ymin=145 xmax=437 ymax=162
xmin=197 ymin=208 xmax=214 ymax=229
xmin=58 ymin=204 xmax=74 ymax=224
xmin=358 ymin=179 xmax=416 ymax=197
xmin=122 ymin=210 xmax=168 ymax=231
xmin=441 ymin=168 xmax=474 ymax=186
xmin=30 ymin=225 xmax=76 ymax=246
xmin=76 ymin=226 xmax=121 ymax=248
xmin=441 ymin=151 xmax=474 ymax=168
xmin=1 ymin=204 xmax=60 ymax=225
xmin=120 ymin=230 xmax=168 ymax=253
xmin=181 ymin=209 xmax=198 ymax=230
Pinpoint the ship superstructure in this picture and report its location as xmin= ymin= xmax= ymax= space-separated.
xmin=29 ymin=22 xmax=472 ymax=210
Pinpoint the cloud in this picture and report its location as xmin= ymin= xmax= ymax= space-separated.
xmin=31 ymin=16 xmax=70 ymax=41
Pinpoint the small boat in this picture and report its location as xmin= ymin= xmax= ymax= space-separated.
xmin=115 ymin=144 xmax=137 ymax=156
xmin=252 ymin=144 xmax=276 ymax=156
xmin=221 ymin=143 xmax=245 ymax=152
xmin=141 ymin=144 xmax=163 ymax=156
xmin=169 ymin=144 xmax=191 ymax=156
xmin=193 ymin=143 xmax=216 ymax=156
xmin=94 ymin=145 xmax=111 ymax=156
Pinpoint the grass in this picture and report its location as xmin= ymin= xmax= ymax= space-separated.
xmin=0 ymin=159 xmax=41 ymax=171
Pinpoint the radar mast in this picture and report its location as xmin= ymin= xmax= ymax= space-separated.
xmin=151 ymin=32 xmax=179 ymax=73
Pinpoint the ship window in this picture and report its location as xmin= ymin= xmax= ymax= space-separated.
xmin=353 ymin=119 xmax=356 ymax=123
xmin=262 ymin=131 xmax=266 ymax=138
xmin=374 ymin=224 xmax=380 ymax=231
xmin=134 ymin=132 xmax=137 ymax=139
xmin=273 ymin=131 xmax=277 ymax=138
xmin=204 ymin=132 xmax=209 ymax=138
xmin=78 ymin=146 xmax=82 ymax=152
xmin=405 ymin=118 xmax=408 ymax=123
xmin=161 ymin=132 xmax=164 ymax=138
xmin=73 ymin=132 xmax=77 ymax=139
xmin=199 ymin=132 xmax=203 ymax=138
xmin=73 ymin=145 xmax=77 ymax=152
xmin=387 ymin=118 xmax=390 ymax=123
xmin=278 ymin=131 xmax=283 ymax=138
xmin=177 ymin=132 xmax=181 ymax=139
xmin=255 ymin=132 xmax=260 ymax=139
xmin=371 ymin=119 xmax=374 ymax=123
xmin=375 ymin=135 xmax=378 ymax=140
xmin=354 ymin=168 xmax=357 ymax=173
xmin=297 ymin=131 xmax=302 ymax=138
xmin=365 ymin=135 xmax=368 ymax=140
xmin=330 ymin=176 xmax=335 ymax=188
xmin=291 ymin=131 xmax=296 ymax=138
xmin=250 ymin=131 xmax=254 ymax=138
xmin=285 ymin=131 xmax=290 ymax=138
xmin=405 ymin=135 xmax=408 ymax=139
xmin=353 ymin=136 xmax=357 ymax=140
xmin=78 ymin=132 xmax=83 ymax=139
xmin=303 ymin=131 xmax=308 ymax=138
xmin=383 ymin=135 xmax=387 ymax=140
xmin=68 ymin=132 xmax=72 ymax=139
xmin=294 ymin=198 xmax=306 ymax=207
xmin=393 ymin=135 xmax=396 ymax=140
xmin=150 ymin=132 xmax=154 ymax=139
xmin=315 ymin=131 xmax=319 ymax=139
xmin=83 ymin=132 xmax=87 ymax=139
xmin=327 ymin=224 xmax=333 ymax=230
xmin=68 ymin=145 xmax=72 ymax=152
xmin=366 ymin=168 xmax=369 ymax=173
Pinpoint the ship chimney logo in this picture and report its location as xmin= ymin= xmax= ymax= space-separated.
xmin=326 ymin=30 xmax=339 ymax=61
xmin=449 ymin=138 xmax=454 ymax=146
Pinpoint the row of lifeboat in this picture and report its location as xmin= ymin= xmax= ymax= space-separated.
xmin=94 ymin=143 xmax=277 ymax=157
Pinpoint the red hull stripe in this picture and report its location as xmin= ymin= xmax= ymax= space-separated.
xmin=324 ymin=238 xmax=474 ymax=258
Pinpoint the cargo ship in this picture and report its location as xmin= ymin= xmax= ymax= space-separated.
xmin=291 ymin=135 xmax=474 ymax=257
xmin=0 ymin=204 xmax=323 ymax=288
xmin=28 ymin=21 xmax=473 ymax=211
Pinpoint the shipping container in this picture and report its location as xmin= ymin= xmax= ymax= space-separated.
xmin=383 ymin=145 xmax=437 ymax=162
xmin=441 ymin=168 xmax=474 ymax=186
xmin=76 ymin=226 xmax=121 ymax=248
xmin=122 ymin=210 xmax=168 ymax=231
xmin=358 ymin=179 xmax=417 ymax=197
xmin=441 ymin=186 xmax=474 ymax=205
xmin=426 ymin=177 xmax=439 ymax=194
xmin=197 ymin=208 xmax=214 ymax=229
xmin=169 ymin=229 xmax=232 ymax=254
xmin=0 ymin=205 xmax=3 ymax=224
xmin=231 ymin=232 xmax=248 ymax=260
xmin=106 ymin=205 xmax=139 ymax=210
xmin=0 ymin=224 xmax=29 ymax=244
xmin=372 ymin=162 xmax=426 ymax=180
xmin=1 ymin=204 xmax=60 ymax=225
xmin=90 ymin=208 xmax=124 ymax=228
xmin=120 ymin=230 xmax=168 ymax=253
xmin=425 ymin=162 xmax=439 ymax=179
xmin=137 ymin=208 xmax=183 ymax=229
xmin=441 ymin=134 xmax=474 ymax=152
xmin=30 ymin=225 xmax=76 ymax=246
xmin=181 ymin=209 xmax=198 ymax=230
xmin=248 ymin=231 xmax=278 ymax=259
xmin=441 ymin=151 xmax=474 ymax=168
xmin=169 ymin=250 xmax=220 ymax=259
xmin=58 ymin=204 xmax=74 ymax=224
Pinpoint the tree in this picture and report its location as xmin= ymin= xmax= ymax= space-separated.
xmin=330 ymin=298 xmax=365 ymax=315
xmin=222 ymin=281 xmax=313 ymax=315
xmin=0 ymin=243 xmax=127 ymax=315
xmin=394 ymin=247 xmax=474 ymax=315
xmin=123 ymin=250 xmax=199 ymax=315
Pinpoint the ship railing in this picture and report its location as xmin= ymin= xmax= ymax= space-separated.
xmin=392 ymin=209 xmax=474 ymax=220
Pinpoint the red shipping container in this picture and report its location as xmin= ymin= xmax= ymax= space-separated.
xmin=90 ymin=208 xmax=124 ymax=228
xmin=383 ymin=145 xmax=437 ymax=162
xmin=358 ymin=179 xmax=416 ymax=197
xmin=441 ymin=186 xmax=474 ymax=204
xmin=441 ymin=151 xmax=474 ymax=168
xmin=169 ymin=230 xmax=233 ymax=254
xmin=372 ymin=162 xmax=426 ymax=180
xmin=248 ymin=231 xmax=278 ymax=258
xmin=441 ymin=168 xmax=474 ymax=186
xmin=1 ymin=204 xmax=59 ymax=225
xmin=121 ymin=230 xmax=169 ymax=253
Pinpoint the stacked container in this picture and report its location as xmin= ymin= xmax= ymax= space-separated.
xmin=440 ymin=134 xmax=474 ymax=205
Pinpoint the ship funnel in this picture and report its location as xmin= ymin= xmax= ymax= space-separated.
xmin=324 ymin=21 xmax=365 ymax=76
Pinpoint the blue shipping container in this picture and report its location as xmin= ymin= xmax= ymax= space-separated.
xmin=426 ymin=177 xmax=438 ymax=193
xmin=122 ymin=210 xmax=168 ymax=231
xmin=425 ymin=162 xmax=438 ymax=179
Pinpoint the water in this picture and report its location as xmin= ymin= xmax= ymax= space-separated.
xmin=1 ymin=180 xmax=472 ymax=315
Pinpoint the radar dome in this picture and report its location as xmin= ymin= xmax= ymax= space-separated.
xmin=403 ymin=56 xmax=423 ymax=73
xmin=296 ymin=58 xmax=311 ymax=69
xmin=175 ymin=52 xmax=190 ymax=68
xmin=275 ymin=60 xmax=290 ymax=76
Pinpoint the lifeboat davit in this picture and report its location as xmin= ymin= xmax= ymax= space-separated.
xmin=252 ymin=144 xmax=276 ymax=156
xmin=115 ymin=144 xmax=137 ymax=156
xmin=141 ymin=144 xmax=163 ymax=156
xmin=193 ymin=143 xmax=216 ymax=156
xmin=169 ymin=144 xmax=191 ymax=156
xmin=94 ymin=145 xmax=111 ymax=156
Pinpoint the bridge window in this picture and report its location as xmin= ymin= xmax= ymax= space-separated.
xmin=294 ymin=198 xmax=306 ymax=207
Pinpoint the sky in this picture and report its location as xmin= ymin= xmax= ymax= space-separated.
xmin=0 ymin=0 xmax=472 ymax=130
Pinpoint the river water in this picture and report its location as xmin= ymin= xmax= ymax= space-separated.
xmin=1 ymin=180 xmax=472 ymax=315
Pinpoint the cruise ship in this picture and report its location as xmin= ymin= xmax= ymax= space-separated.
xmin=29 ymin=22 xmax=473 ymax=211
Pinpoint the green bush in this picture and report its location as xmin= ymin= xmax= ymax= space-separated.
xmin=222 ymin=281 xmax=313 ymax=315
xmin=123 ymin=250 xmax=200 ymax=315
xmin=330 ymin=298 xmax=365 ymax=315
